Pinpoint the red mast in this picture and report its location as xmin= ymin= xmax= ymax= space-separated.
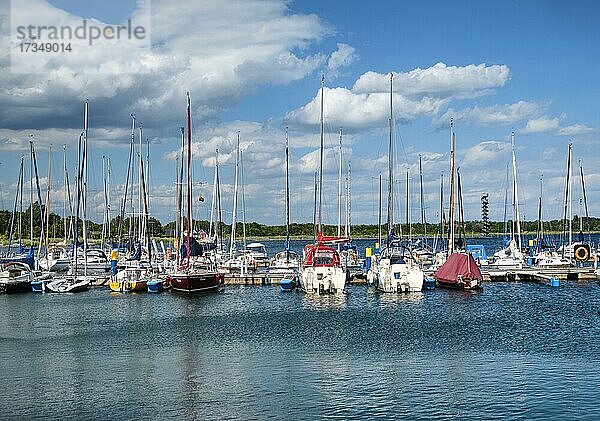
xmin=186 ymin=92 xmax=192 ymax=267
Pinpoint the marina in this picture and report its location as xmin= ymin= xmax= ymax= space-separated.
xmin=2 ymin=0 xmax=600 ymax=419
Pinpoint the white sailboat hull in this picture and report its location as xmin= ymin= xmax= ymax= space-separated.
xmin=300 ymin=266 xmax=345 ymax=294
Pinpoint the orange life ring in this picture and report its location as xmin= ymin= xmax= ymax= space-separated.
xmin=574 ymin=245 xmax=589 ymax=261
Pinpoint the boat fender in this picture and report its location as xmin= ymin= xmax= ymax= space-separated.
xmin=574 ymin=244 xmax=590 ymax=261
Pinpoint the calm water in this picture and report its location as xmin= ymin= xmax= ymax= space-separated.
xmin=2 ymin=237 xmax=600 ymax=420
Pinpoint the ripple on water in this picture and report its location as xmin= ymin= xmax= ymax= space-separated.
xmin=2 ymin=281 xmax=600 ymax=419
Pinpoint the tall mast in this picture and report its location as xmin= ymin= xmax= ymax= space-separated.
xmin=378 ymin=173 xmax=382 ymax=247
xmin=82 ymin=100 xmax=89 ymax=277
xmin=419 ymin=155 xmax=426 ymax=240
xmin=337 ymin=128 xmax=343 ymax=237
xmin=387 ymin=73 xmax=394 ymax=239
xmin=118 ymin=114 xmax=135 ymax=246
xmin=448 ymin=119 xmax=455 ymax=254
xmin=138 ymin=125 xmax=144 ymax=244
xmin=241 ymin=150 xmax=247 ymax=255
xmin=102 ymin=155 xmax=107 ymax=245
xmin=230 ymin=132 xmax=240 ymax=258
xmin=318 ymin=74 xmax=324 ymax=233
xmin=107 ymin=157 xmax=111 ymax=243
xmin=30 ymin=139 xmax=33 ymax=249
xmin=345 ymin=162 xmax=351 ymax=238
xmin=186 ymin=93 xmax=192 ymax=266
xmin=18 ymin=155 xmax=24 ymax=248
xmin=44 ymin=145 xmax=52 ymax=253
xmin=285 ymin=128 xmax=290 ymax=254
xmin=568 ymin=142 xmax=573 ymax=246
xmin=537 ymin=175 xmax=543 ymax=252
xmin=63 ymin=145 xmax=67 ymax=243
xmin=406 ymin=169 xmax=410 ymax=241
xmin=209 ymin=149 xmax=219 ymax=239
xmin=579 ymin=159 xmax=590 ymax=239
xmin=438 ymin=173 xmax=444 ymax=251
xmin=176 ymin=126 xmax=185 ymax=261
xmin=511 ymin=131 xmax=522 ymax=250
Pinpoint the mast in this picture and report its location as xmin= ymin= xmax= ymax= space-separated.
xmin=536 ymin=174 xmax=544 ymax=251
xmin=44 ymin=145 xmax=52 ymax=255
xmin=561 ymin=143 xmax=572 ymax=256
xmin=378 ymin=173 xmax=382 ymax=247
xmin=318 ymin=74 xmax=324 ymax=234
xmin=337 ymin=128 xmax=343 ymax=237
xmin=241 ymin=149 xmax=247 ymax=255
xmin=107 ymin=157 xmax=111 ymax=243
xmin=138 ymin=125 xmax=144 ymax=245
xmin=18 ymin=154 xmax=24 ymax=248
xmin=176 ymin=127 xmax=185 ymax=263
xmin=438 ymin=173 xmax=444 ymax=251
xmin=285 ymin=128 xmax=290 ymax=256
xmin=502 ymin=164 xmax=509 ymax=240
xmin=186 ymin=92 xmax=192 ymax=266
xmin=229 ymin=132 xmax=240 ymax=258
xmin=63 ymin=145 xmax=67 ymax=243
xmin=568 ymin=143 xmax=572 ymax=246
xmin=82 ymin=100 xmax=89 ymax=277
xmin=209 ymin=149 xmax=219 ymax=238
xmin=387 ymin=73 xmax=394 ymax=240
xmin=30 ymin=142 xmax=47 ymax=271
xmin=406 ymin=169 xmax=410 ymax=241
xmin=345 ymin=163 xmax=351 ymax=238
xmin=448 ymin=119 xmax=455 ymax=254
xmin=7 ymin=157 xmax=24 ymax=253
xmin=118 ymin=114 xmax=135 ymax=246
xmin=511 ymin=131 xmax=522 ymax=251
xmin=579 ymin=159 xmax=590 ymax=239
xmin=312 ymin=171 xmax=318 ymax=243
xmin=102 ymin=155 xmax=108 ymax=245
xmin=419 ymin=155 xmax=426 ymax=240
xmin=30 ymin=139 xmax=33 ymax=249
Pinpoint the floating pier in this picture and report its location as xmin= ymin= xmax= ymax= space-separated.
xmin=224 ymin=273 xmax=269 ymax=285
xmin=483 ymin=267 xmax=597 ymax=282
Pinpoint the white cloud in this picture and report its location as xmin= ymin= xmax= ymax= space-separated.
xmin=286 ymin=87 xmax=447 ymax=132
xmin=558 ymin=123 xmax=595 ymax=136
xmin=353 ymin=63 xmax=509 ymax=98
xmin=437 ymin=101 xmax=545 ymax=127
xmin=326 ymin=43 xmax=357 ymax=78
xmin=520 ymin=117 xmax=561 ymax=134
xmin=0 ymin=0 xmax=331 ymax=132
xmin=461 ymin=141 xmax=511 ymax=167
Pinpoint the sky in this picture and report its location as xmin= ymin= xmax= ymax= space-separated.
xmin=0 ymin=0 xmax=599 ymax=229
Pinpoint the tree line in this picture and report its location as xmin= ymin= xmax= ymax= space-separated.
xmin=1 ymin=205 xmax=599 ymax=243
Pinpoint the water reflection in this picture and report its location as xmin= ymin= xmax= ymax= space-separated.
xmin=300 ymin=292 xmax=348 ymax=310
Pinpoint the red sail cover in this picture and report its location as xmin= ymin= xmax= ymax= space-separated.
xmin=434 ymin=252 xmax=483 ymax=283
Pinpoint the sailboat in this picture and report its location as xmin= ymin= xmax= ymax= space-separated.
xmin=1 ymin=155 xmax=35 ymax=271
xmin=45 ymin=101 xmax=92 ymax=293
xmin=557 ymin=144 xmax=592 ymax=264
xmin=269 ymin=127 xmax=300 ymax=289
xmin=433 ymin=120 xmax=482 ymax=290
xmin=110 ymin=120 xmax=151 ymax=292
xmin=366 ymin=73 xmax=424 ymax=293
xmin=491 ymin=132 xmax=524 ymax=268
xmin=167 ymin=93 xmax=223 ymax=293
xmin=299 ymin=76 xmax=347 ymax=295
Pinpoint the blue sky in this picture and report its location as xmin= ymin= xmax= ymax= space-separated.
xmin=1 ymin=0 xmax=599 ymax=228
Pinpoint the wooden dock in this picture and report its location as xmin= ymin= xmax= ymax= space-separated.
xmin=224 ymin=273 xmax=270 ymax=285
xmin=483 ymin=267 xmax=597 ymax=282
